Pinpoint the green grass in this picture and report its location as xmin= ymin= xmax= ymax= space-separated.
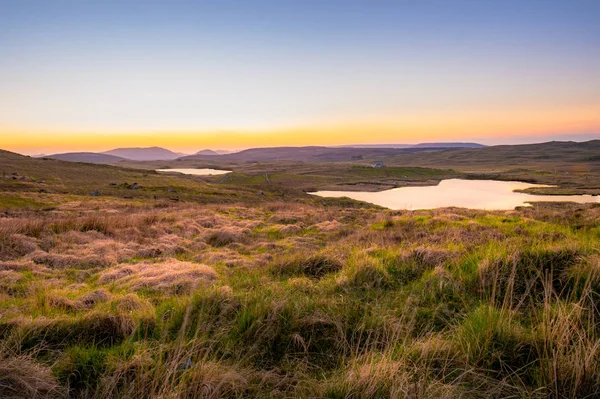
xmin=0 ymin=195 xmax=49 ymax=209
xmin=2 ymin=148 xmax=600 ymax=397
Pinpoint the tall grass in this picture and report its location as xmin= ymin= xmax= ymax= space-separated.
xmin=1 ymin=201 xmax=600 ymax=397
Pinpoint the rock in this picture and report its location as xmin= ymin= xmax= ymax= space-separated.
xmin=178 ymin=358 xmax=193 ymax=370
xmin=90 ymin=190 xmax=101 ymax=196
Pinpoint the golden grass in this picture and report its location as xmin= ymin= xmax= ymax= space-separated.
xmin=99 ymin=260 xmax=216 ymax=294
xmin=1 ymin=195 xmax=600 ymax=397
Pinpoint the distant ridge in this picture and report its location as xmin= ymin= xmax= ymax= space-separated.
xmin=339 ymin=142 xmax=485 ymax=149
xmin=102 ymin=146 xmax=181 ymax=161
xmin=46 ymin=152 xmax=126 ymax=163
xmin=412 ymin=142 xmax=485 ymax=149
xmin=180 ymin=146 xmax=409 ymax=162
xmin=195 ymin=149 xmax=220 ymax=156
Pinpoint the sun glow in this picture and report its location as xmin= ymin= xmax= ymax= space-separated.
xmin=3 ymin=103 xmax=599 ymax=154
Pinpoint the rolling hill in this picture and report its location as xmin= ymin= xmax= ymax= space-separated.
xmin=178 ymin=146 xmax=438 ymax=162
xmin=45 ymin=152 xmax=127 ymax=163
xmin=383 ymin=140 xmax=600 ymax=170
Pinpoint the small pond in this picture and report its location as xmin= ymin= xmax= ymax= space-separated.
xmin=311 ymin=179 xmax=599 ymax=210
xmin=156 ymin=168 xmax=231 ymax=176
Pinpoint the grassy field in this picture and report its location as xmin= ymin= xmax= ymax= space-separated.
xmin=114 ymin=140 xmax=600 ymax=195
xmin=1 ymin=148 xmax=600 ymax=398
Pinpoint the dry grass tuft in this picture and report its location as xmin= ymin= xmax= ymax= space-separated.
xmin=0 ymin=350 xmax=65 ymax=398
xmin=406 ymin=247 xmax=456 ymax=268
xmin=0 ymin=233 xmax=39 ymax=261
xmin=99 ymin=259 xmax=216 ymax=294
xmin=311 ymin=220 xmax=342 ymax=232
xmin=205 ymin=228 xmax=247 ymax=247
xmin=78 ymin=289 xmax=112 ymax=309
xmin=30 ymin=250 xmax=112 ymax=269
xmin=113 ymin=293 xmax=151 ymax=312
xmin=278 ymin=224 xmax=302 ymax=235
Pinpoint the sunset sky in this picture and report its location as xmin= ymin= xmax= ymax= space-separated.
xmin=1 ymin=0 xmax=599 ymax=154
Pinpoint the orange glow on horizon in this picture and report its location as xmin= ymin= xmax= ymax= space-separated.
xmin=2 ymin=104 xmax=600 ymax=154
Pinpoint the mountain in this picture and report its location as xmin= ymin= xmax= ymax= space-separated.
xmin=195 ymin=149 xmax=220 ymax=156
xmin=102 ymin=147 xmax=181 ymax=161
xmin=46 ymin=152 xmax=127 ymax=163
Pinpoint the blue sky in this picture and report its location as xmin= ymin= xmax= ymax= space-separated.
xmin=1 ymin=0 xmax=599 ymax=152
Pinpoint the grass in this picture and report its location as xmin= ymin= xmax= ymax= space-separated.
xmin=2 ymin=149 xmax=600 ymax=397
xmin=1 ymin=199 xmax=598 ymax=398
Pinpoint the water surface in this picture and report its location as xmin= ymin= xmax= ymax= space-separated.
xmin=311 ymin=179 xmax=599 ymax=210
xmin=156 ymin=168 xmax=231 ymax=176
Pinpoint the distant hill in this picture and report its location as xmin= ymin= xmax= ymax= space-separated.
xmin=412 ymin=142 xmax=485 ymax=149
xmin=179 ymin=146 xmax=409 ymax=162
xmin=103 ymin=147 xmax=181 ymax=161
xmin=382 ymin=140 xmax=600 ymax=170
xmin=338 ymin=142 xmax=485 ymax=149
xmin=46 ymin=152 xmax=127 ymax=163
xmin=178 ymin=144 xmax=489 ymax=162
xmin=337 ymin=144 xmax=412 ymax=149
xmin=195 ymin=149 xmax=220 ymax=156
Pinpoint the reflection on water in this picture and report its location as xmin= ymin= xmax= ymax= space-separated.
xmin=156 ymin=168 xmax=231 ymax=176
xmin=311 ymin=179 xmax=599 ymax=210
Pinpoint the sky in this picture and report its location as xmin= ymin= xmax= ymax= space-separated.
xmin=1 ymin=0 xmax=599 ymax=154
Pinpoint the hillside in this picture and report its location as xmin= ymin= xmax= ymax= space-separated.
xmin=46 ymin=152 xmax=126 ymax=163
xmin=180 ymin=146 xmax=413 ymax=162
xmin=384 ymin=140 xmax=600 ymax=170
xmin=0 ymin=149 xmax=260 ymax=203
xmin=103 ymin=146 xmax=182 ymax=161
xmin=2 ymin=144 xmax=600 ymax=398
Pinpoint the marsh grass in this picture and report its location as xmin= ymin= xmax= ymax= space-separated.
xmin=1 ymin=198 xmax=600 ymax=398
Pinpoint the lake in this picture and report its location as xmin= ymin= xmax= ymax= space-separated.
xmin=156 ymin=168 xmax=231 ymax=176
xmin=311 ymin=179 xmax=599 ymax=210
